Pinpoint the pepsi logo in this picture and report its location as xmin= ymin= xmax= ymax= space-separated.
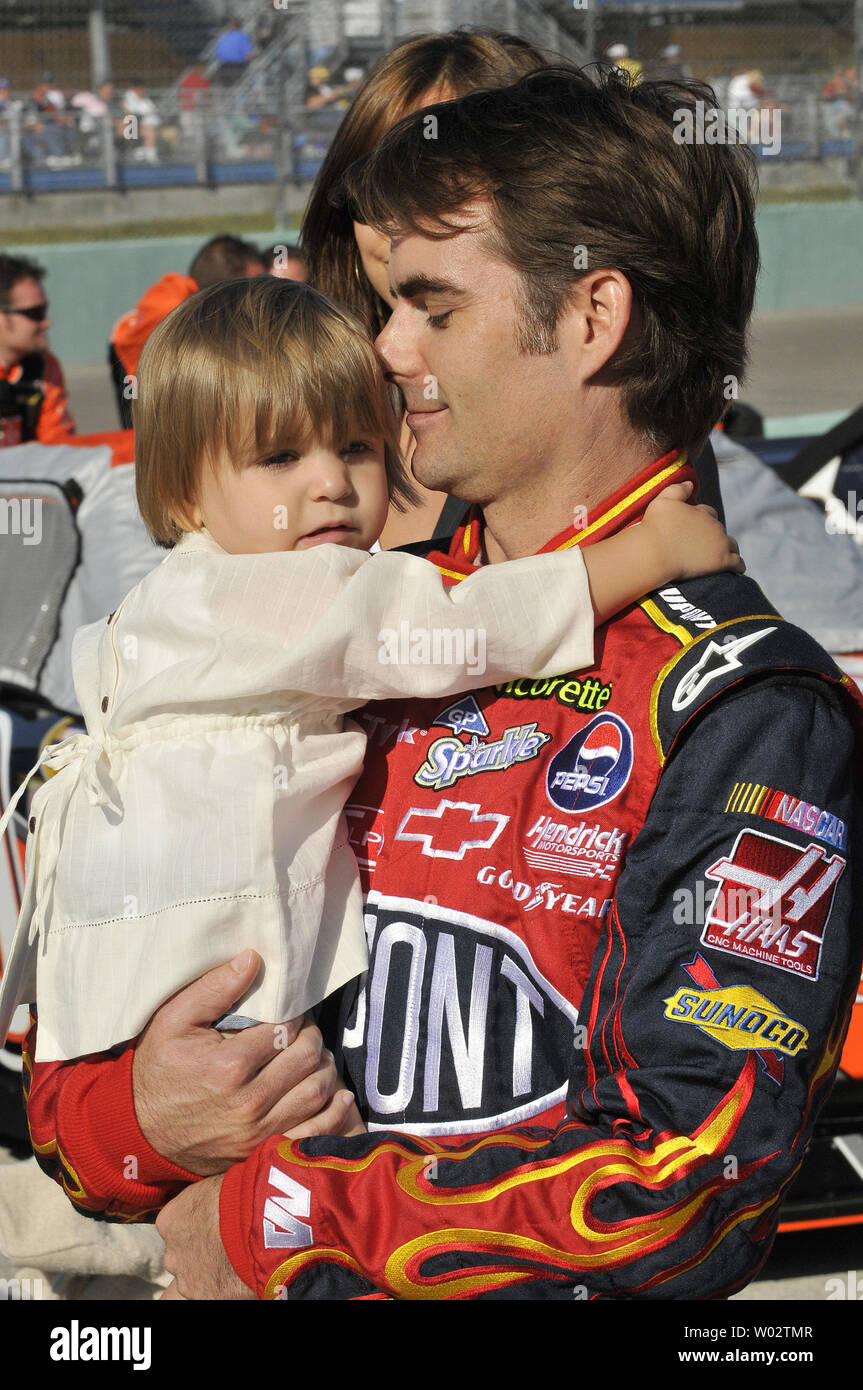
xmin=545 ymin=713 xmax=634 ymax=813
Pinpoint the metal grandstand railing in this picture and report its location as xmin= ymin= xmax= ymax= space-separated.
xmin=1 ymin=0 xmax=857 ymax=197
xmin=457 ymin=0 xmax=589 ymax=67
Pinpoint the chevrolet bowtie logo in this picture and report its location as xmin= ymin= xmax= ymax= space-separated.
xmin=395 ymin=801 xmax=510 ymax=860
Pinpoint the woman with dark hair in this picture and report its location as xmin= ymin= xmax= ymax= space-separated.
xmin=301 ymin=31 xmax=551 ymax=546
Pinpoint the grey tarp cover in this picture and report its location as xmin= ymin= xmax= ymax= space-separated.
xmin=0 ymin=479 xmax=80 ymax=693
xmin=714 ymin=427 xmax=863 ymax=655
xmin=0 ymin=442 xmax=162 ymax=715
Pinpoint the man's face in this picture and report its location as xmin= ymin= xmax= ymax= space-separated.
xmin=0 ymin=277 xmax=51 ymax=365
xmin=375 ymin=208 xmax=575 ymax=508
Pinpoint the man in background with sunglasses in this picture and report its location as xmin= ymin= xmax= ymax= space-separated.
xmin=0 ymin=253 xmax=76 ymax=449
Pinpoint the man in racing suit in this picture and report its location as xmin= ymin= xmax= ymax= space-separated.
xmin=0 ymin=253 xmax=76 ymax=447
xmin=108 ymin=234 xmax=265 ymax=426
xmin=21 ymin=68 xmax=863 ymax=1299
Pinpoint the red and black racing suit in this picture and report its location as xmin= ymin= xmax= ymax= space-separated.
xmin=23 ymin=451 xmax=863 ymax=1297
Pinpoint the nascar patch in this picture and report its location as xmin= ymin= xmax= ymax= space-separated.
xmin=724 ymin=782 xmax=847 ymax=852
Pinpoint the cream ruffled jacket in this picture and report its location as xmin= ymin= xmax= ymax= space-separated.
xmin=0 ymin=530 xmax=592 ymax=1061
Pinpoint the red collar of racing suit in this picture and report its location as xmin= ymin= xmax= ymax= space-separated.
xmin=426 ymin=448 xmax=694 ymax=581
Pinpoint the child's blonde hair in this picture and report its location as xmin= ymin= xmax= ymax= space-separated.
xmin=134 ymin=276 xmax=415 ymax=548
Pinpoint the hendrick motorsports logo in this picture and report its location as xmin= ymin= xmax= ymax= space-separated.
xmin=545 ymin=713 xmax=633 ymax=814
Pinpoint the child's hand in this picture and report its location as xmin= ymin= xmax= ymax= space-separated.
xmin=642 ymin=481 xmax=745 ymax=581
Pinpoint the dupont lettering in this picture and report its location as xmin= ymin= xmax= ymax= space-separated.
xmin=342 ymin=895 xmax=580 ymax=1134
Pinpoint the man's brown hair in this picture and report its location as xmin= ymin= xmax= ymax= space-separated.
xmin=0 ymin=253 xmax=45 ymax=300
xmin=134 ymin=277 xmax=413 ymax=548
xmin=302 ymin=29 xmax=550 ymax=337
xmin=188 ymin=234 xmax=264 ymax=288
xmin=345 ymin=66 xmax=760 ymax=457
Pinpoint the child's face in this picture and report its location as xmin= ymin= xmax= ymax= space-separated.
xmin=186 ymin=430 xmax=391 ymax=554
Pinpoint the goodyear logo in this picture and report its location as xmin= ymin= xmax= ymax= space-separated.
xmin=663 ymin=984 xmax=808 ymax=1057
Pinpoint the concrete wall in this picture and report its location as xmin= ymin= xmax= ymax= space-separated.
xmin=0 ymin=181 xmax=305 ymax=231
xmin=18 ymin=230 xmax=295 ymax=367
xmin=13 ymin=198 xmax=863 ymax=364
xmin=754 ymin=202 xmax=863 ymax=313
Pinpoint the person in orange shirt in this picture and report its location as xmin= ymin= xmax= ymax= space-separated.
xmin=108 ymin=234 xmax=265 ymax=427
xmin=0 ymin=253 xmax=76 ymax=448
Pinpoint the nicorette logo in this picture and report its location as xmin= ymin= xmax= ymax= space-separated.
xmin=545 ymin=713 xmax=633 ymax=813
xmin=663 ymin=983 xmax=808 ymax=1057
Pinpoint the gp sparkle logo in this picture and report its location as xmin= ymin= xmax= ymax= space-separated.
xmin=414 ymin=722 xmax=550 ymax=792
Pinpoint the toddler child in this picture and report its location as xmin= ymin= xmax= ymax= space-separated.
xmin=0 ymin=276 xmax=741 ymax=1065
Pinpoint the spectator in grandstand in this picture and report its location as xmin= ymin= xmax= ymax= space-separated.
xmin=254 ymin=13 xmax=277 ymax=51
xmin=108 ymin=235 xmax=265 ymax=428
xmin=606 ymin=43 xmax=643 ymax=84
xmin=822 ymin=67 xmax=856 ymax=138
xmin=726 ymin=68 xmax=764 ymax=133
xmin=213 ymin=18 xmax=255 ymax=85
xmin=302 ymin=29 xmax=551 ymax=547
xmin=305 ymin=65 xmax=352 ymax=111
xmin=71 ymin=81 xmax=120 ymax=160
xmin=179 ymin=62 xmax=212 ymax=146
xmin=19 ymin=78 xmax=67 ymax=166
xmin=0 ymin=253 xmax=75 ymax=448
xmin=31 ymin=73 xmax=77 ymax=163
xmin=265 ymin=243 xmax=308 ymax=281
xmin=122 ymin=80 xmax=161 ymax=164
xmin=726 ymin=70 xmax=782 ymax=145
xmin=653 ymin=44 xmax=690 ymax=81
xmin=343 ymin=65 xmax=366 ymax=96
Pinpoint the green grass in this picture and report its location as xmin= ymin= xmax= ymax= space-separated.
xmin=0 ymin=187 xmax=856 ymax=244
xmin=0 ymin=211 xmax=304 ymax=245
xmin=758 ymin=185 xmax=852 ymax=204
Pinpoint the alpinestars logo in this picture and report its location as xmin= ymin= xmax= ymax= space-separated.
xmin=671 ymin=627 xmax=775 ymax=711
